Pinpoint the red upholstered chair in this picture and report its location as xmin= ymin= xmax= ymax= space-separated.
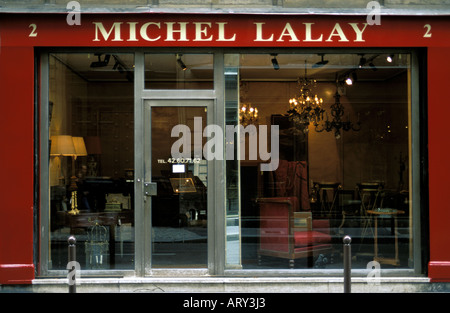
xmin=258 ymin=160 xmax=332 ymax=268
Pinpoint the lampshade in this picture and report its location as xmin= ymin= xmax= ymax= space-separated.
xmin=50 ymin=135 xmax=76 ymax=156
xmin=72 ymin=137 xmax=87 ymax=157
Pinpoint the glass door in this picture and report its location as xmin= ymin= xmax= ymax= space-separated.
xmin=144 ymin=99 xmax=213 ymax=270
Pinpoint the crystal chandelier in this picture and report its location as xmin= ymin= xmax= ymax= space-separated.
xmin=239 ymin=81 xmax=259 ymax=126
xmin=287 ymin=61 xmax=325 ymax=132
xmin=316 ymin=89 xmax=361 ymax=139
xmin=239 ymin=103 xmax=259 ymax=126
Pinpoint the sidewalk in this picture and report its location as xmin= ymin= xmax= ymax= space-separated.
xmin=2 ymin=276 xmax=450 ymax=293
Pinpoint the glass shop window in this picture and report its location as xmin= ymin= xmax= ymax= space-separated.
xmin=225 ymin=53 xmax=413 ymax=271
xmin=48 ymin=53 xmax=135 ymax=270
xmin=145 ymin=53 xmax=214 ymax=89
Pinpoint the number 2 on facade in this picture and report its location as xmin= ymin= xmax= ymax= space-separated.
xmin=29 ymin=24 xmax=37 ymax=37
xmin=424 ymin=24 xmax=432 ymax=38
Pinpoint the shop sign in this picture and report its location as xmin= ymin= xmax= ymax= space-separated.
xmin=1 ymin=14 xmax=447 ymax=48
xmin=92 ymin=21 xmax=369 ymax=43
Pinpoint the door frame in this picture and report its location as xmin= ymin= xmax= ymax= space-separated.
xmin=134 ymin=51 xmax=226 ymax=276
xmin=140 ymin=97 xmax=215 ymax=276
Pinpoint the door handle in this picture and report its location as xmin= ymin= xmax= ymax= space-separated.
xmin=144 ymin=182 xmax=157 ymax=196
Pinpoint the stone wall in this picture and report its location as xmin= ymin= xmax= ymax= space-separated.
xmin=1 ymin=0 xmax=450 ymax=12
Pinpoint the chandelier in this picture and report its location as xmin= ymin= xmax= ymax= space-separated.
xmin=287 ymin=61 xmax=325 ymax=132
xmin=239 ymin=81 xmax=259 ymax=126
xmin=316 ymin=89 xmax=361 ymax=139
xmin=239 ymin=103 xmax=259 ymax=126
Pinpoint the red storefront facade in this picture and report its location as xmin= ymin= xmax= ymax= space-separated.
xmin=0 ymin=12 xmax=449 ymax=287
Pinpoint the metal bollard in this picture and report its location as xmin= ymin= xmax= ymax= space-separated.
xmin=343 ymin=235 xmax=352 ymax=293
xmin=68 ymin=236 xmax=77 ymax=293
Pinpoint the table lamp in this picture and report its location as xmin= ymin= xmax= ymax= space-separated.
xmin=50 ymin=135 xmax=76 ymax=186
xmin=70 ymin=136 xmax=87 ymax=190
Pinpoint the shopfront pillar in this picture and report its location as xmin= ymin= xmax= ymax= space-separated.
xmin=427 ymin=47 xmax=450 ymax=282
xmin=0 ymin=46 xmax=35 ymax=284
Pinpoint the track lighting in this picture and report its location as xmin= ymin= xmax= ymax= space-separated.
xmin=90 ymin=54 xmax=111 ymax=68
xmin=177 ymin=54 xmax=187 ymax=71
xmin=111 ymin=55 xmax=133 ymax=82
xmin=345 ymin=76 xmax=353 ymax=85
xmin=271 ymin=54 xmax=280 ymax=70
xmin=386 ymin=54 xmax=394 ymax=63
xmin=313 ymin=54 xmax=329 ymax=68
xmin=369 ymin=62 xmax=377 ymax=71
xmin=358 ymin=55 xmax=366 ymax=68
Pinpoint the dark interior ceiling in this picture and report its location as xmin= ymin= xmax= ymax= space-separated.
xmin=52 ymin=52 xmax=408 ymax=83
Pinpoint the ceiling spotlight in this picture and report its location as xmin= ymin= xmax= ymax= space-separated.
xmin=90 ymin=54 xmax=111 ymax=68
xmin=176 ymin=54 xmax=187 ymax=71
xmin=111 ymin=55 xmax=133 ymax=82
xmin=358 ymin=55 xmax=366 ymax=68
xmin=271 ymin=54 xmax=280 ymax=70
xmin=386 ymin=54 xmax=394 ymax=63
xmin=313 ymin=54 xmax=329 ymax=68
xmin=345 ymin=76 xmax=353 ymax=85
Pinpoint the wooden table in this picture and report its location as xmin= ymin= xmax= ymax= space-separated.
xmin=367 ymin=208 xmax=405 ymax=266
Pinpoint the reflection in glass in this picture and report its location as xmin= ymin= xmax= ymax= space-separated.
xmin=48 ymin=53 xmax=135 ymax=270
xmin=225 ymin=53 xmax=412 ymax=270
xmin=145 ymin=53 xmax=214 ymax=89
xmin=151 ymin=107 xmax=208 ymax=268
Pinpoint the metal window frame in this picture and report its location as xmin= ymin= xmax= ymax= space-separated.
xmin=37 ymin=47 xmax=425 ymax=278
xmin=221 ymin=48 xmax=424 ymax=278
